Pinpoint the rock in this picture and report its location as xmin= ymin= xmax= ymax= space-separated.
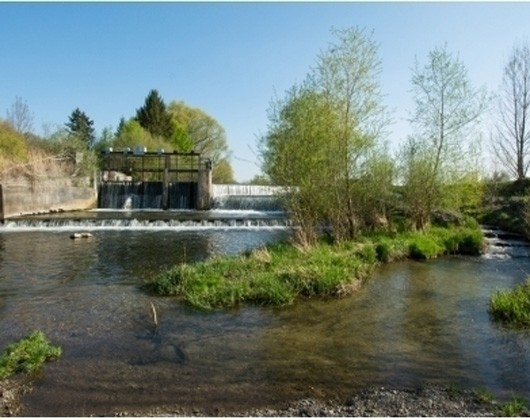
xmin=70 ymin=232 xmax=93 ymax=239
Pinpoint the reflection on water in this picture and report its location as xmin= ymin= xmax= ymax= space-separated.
xmin=0 ymin=229 xmax=530 ymax=415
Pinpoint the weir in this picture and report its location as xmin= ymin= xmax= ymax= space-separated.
xmin=211 ymin=184 xmax=286 ymax=211
xmin=98 ymin=149 xmax=211 ymax=210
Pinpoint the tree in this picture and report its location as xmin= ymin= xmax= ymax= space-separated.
xmin=493 ymin=42 xmax=530 ymax=180
xmin=65 ymin=108 xmax=95 ymax=150
xmin=167 ymin=100 xmax=233 ymax=178
xmin=212 ymin=158 xmax=235 ymax=183
xmin=403 ymin=45 xmax=488 ymax=229
xmin=135 ymin=89 xmax=174 ymax=140
xmin=112 ymin=119 xmax=172 ymax=152
xmin=261 ymin=27 xmax=392 ymax=244
xmin=167 ymin=101 xmax=230 ymax=161
xmin=6 ymin=96 xmax=34 ymax=138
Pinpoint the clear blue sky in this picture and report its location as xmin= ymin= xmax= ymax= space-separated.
xmin=2 ymin=2 xmax=530 ymax=182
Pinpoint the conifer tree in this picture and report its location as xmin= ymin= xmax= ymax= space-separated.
xmin=65 ymin=108 xmax=95 ymax=149
xmin=135 ymin=89 xmax=174 ymax=140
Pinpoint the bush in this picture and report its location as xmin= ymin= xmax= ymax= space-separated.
xmin=0 ymin=331 xmax=62 ymax=379
xmin=375 ymin=240 xmax=392 ymax=263
xmin=490 ymin=280 xmax=530 ymax=327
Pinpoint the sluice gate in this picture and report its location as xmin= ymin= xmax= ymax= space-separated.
xmin=98 ymin=149 xmax=211 ymax=210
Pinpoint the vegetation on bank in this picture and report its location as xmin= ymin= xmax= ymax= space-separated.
xmin=0 ymin=331 xmax=62 ymax=380
xmin=490 ymin=280 xmax=530 ymax=328
xmin=148 ymin=224 xmax=484 ymax=310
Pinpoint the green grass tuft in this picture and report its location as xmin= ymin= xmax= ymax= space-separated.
xmin=490 ymin=280 xmax=530 ymax=327
xmin=0 ymin=331 xmax=62 ymax=379
xmin=408 ymin=235 xmax=444 ymax=259
xmin=499 ymin=396 xmax=527 ymax=417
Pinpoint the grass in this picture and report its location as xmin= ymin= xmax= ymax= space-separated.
xmin=0 ymin=331 xmax=62 ymax=379
xmin=148 ymin=225 xmax=485 ymax=310
xmin=499 ymin=396 xmax=527 ymax=417
xmin=490 ymin=280 xmax=530 ymax=328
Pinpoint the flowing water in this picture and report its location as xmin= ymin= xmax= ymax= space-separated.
xmin=0 ymin=217 xmax=530 ymax=415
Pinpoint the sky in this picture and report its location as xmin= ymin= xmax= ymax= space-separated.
xmin=2 ymin=2 xmax=530 ymax=182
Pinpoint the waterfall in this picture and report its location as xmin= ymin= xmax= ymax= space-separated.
xmin=211 ymin=184 xmax=286 ymax=211
xmin=0 ymin=214 xmax=292 ymax=231
xmin=482 ymin=227 xmax=530 ymax=259
xmin=98 ymin=182 xmax=196 ymax=210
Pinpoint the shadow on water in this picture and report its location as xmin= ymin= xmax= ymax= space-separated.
xmin=0 ymin=227 xmax=529 ymax=414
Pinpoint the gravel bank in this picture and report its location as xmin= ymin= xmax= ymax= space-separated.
xmin=2 ymin=379 xmax=528 ymax=417
xmin=117 ymin=386 xmax=529 ymax=417
xmin=0 ymin=378 xmax=32 ymax=416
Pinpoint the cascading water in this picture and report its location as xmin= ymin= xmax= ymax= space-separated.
xmin=482 ymin=226 xmax=530 ymax=259
xmin=211 ymin=184 xmax=286 ymax=211
xmin=98 ymin=182 xmax=197 ymax=210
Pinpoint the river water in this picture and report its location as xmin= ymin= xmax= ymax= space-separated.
xmin=0 ymin=216 xmax=530 ymax=415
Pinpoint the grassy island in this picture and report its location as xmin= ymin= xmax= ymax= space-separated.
xmin=148 ymin=224 xmax=484 ymax=310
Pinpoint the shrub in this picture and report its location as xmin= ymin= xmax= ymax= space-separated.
xmin=490 ymin=280 xmax=530 ymax=327
xmin=375 ymin=240 xmax=392 ymax=263
xmin=0 ymin=331 xmax=62 ymax=379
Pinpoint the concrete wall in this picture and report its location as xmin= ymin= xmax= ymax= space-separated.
xmin=197 ymin=168 xmax=213 ymax=210
xmin=0 ymin=179 xmax=96 ymax=219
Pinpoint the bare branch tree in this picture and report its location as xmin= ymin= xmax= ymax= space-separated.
xmin=493 ymin=41 xmax=530 ymax=180
xmin=6 ymin=96 xmax=34 ymax=137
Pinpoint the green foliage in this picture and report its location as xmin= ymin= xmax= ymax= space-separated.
xmin=167 ymin=101 xmax=230 ymax=163
xmin=0 ymin=331 xmax=62 ymax=379
xmin=112 ymin=119 xmax=172 ymax=152
xmin=149 ymin=224 xmax=483 ymax=309
xmin=408 ymin=235 xmax=444 ymax=260
xmin=149 ymin=241 xmax=376 ymax=310
xmin=475 ymin=388 xmax=495 ymax=404
xmin=248 ymin=174 xmax=272 ymax=185
xmin=260 ymin=27 xmax=392 ymax=245
xmin=499 ymin=396 xmax=527 ymax=417
xmin=65 ymin=108 xmax=95 ymax=149
xmin=402 ymin=45 xmax=487 ymax=230
xmin=212 ymin=158 xmax=235 ymax=183
xmin=490 ymin=280 xmax=530 ymax=327
xmin=135 ymin=89 xmax=174 ymax=140
xmin=0 ymin=120 xmax=27 ymax=164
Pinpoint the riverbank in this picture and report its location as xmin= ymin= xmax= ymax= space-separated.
xmin=113 ymin=385 xmax=523 ymax=417
xmin=1 ymin=377 xmax=526 ymax=417
xmin=0 ymin=377 xmax=32 ymax=416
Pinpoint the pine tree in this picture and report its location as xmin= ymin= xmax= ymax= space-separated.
xmin=135 ymin=89 xmax=174 ymax=140
xmin=65 ymin=108 xmax=95 ymax=149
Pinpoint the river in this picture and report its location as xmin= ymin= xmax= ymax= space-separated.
xmin=0 ymin=216 xmax=529 ymax=415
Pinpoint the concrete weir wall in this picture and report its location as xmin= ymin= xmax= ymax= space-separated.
xmin=0 ymin=179 xmax=96 ymax=219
